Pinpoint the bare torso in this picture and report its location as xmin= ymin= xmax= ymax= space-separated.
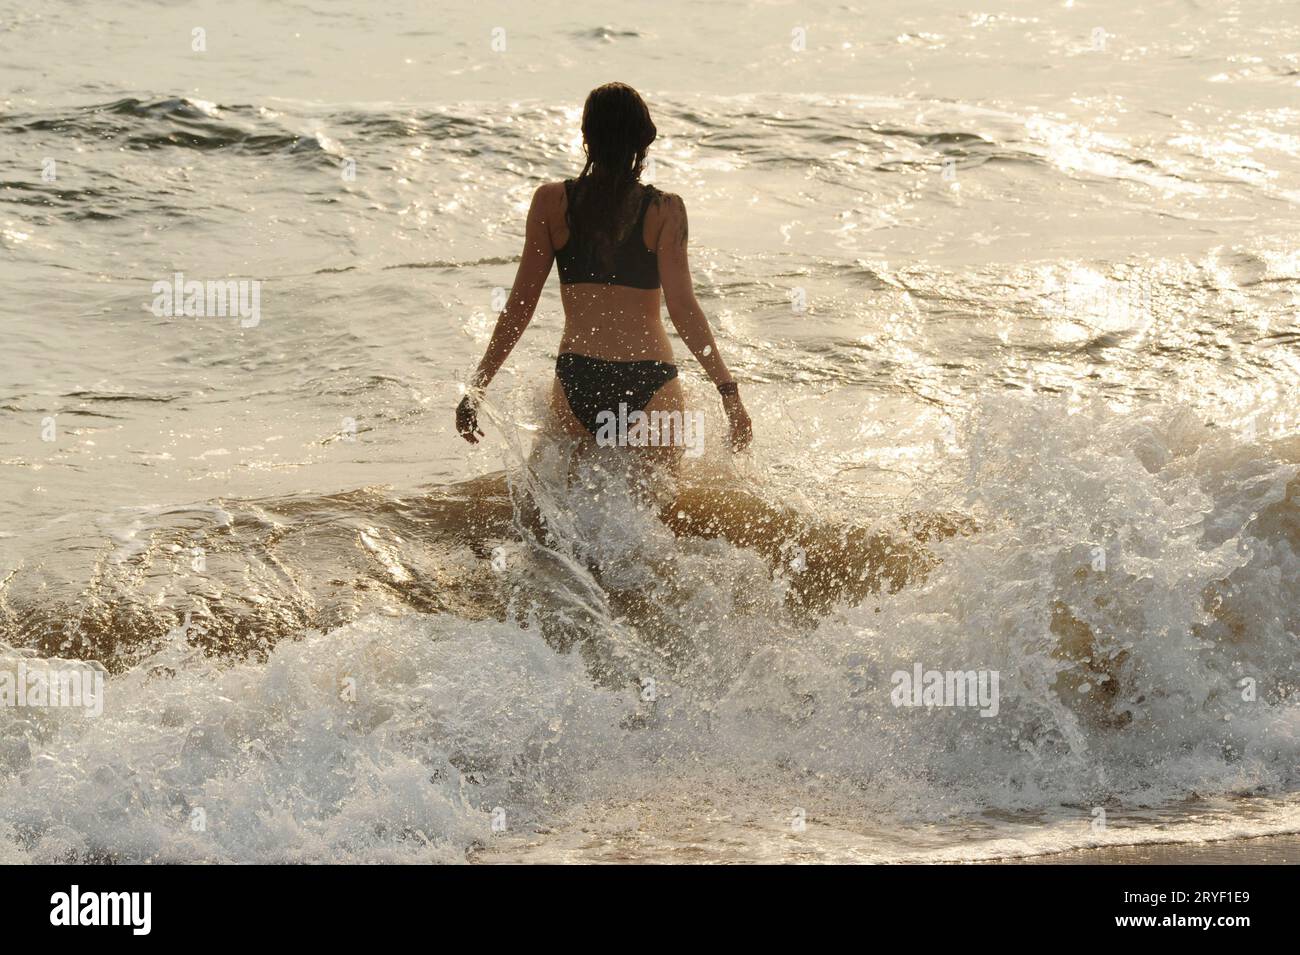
xmin=459 ymin=174 xmax=750 ymax=455
xmin=542 ymin=181 xmax=675 ymax=363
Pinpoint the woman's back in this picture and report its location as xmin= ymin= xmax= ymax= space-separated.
xmin=545 ymin=179 xmax=674 ymax=363
xmin=555 ymin=178 xmax=661 ymax=288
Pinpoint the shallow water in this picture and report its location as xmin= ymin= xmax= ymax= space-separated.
xmin=1 ymin=0 xmax=1298 ymax=863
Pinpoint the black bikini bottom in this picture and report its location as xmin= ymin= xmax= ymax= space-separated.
xmin=555 ymin=352 xmax=678 ymax=436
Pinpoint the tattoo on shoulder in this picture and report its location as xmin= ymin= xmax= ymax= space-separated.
xmin=664 ymin=192 xmax=688 ymax=244
xmin=648 ymin=189 xmax=688 ymax=245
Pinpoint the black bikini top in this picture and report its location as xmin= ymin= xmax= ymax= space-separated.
xmin=555 ymin=179 xmax=660 ymax=290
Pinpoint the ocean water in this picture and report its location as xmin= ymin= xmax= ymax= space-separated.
xmin=1 ymin=0 xmax=1298 ymax=863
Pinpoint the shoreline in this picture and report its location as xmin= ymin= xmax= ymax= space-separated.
xmin=991 ymin=834 xmax=1300 ymax=865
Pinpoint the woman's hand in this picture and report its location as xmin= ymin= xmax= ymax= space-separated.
xmin=722 ymin=393 xmax=752 ymax=451
xmin=456 ymin=394 xmax=485 ymax=444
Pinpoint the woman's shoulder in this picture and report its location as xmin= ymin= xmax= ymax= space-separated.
xmin=642 ymin=183 xmax=682 ymax=207
xmin=534 ymin=180 xmax=570 ymax=198
xmin=644 ymin=184 xmax=685 ymax=221
xmin=530 ymin=180 xmax=571 ymax=214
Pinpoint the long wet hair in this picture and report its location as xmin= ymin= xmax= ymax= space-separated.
xmin=566 ymin=83 xmax=657 ymax=267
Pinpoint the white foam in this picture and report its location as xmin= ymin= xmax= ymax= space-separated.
xmin=1 ymin=395 xmax=1296 ymax=862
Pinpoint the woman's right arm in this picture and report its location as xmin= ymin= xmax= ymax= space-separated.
xmin=456 ymin=184 xmax=557 ymax=444
xmin=657 ymin=194 xmax=752 ymax=450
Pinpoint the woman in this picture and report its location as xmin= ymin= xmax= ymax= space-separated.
xmin=455 ymin=82 xmax=751 ymax=469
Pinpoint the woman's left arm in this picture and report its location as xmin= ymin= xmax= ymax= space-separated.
xmin=457 ymin=185 xmax=556 ymax=443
